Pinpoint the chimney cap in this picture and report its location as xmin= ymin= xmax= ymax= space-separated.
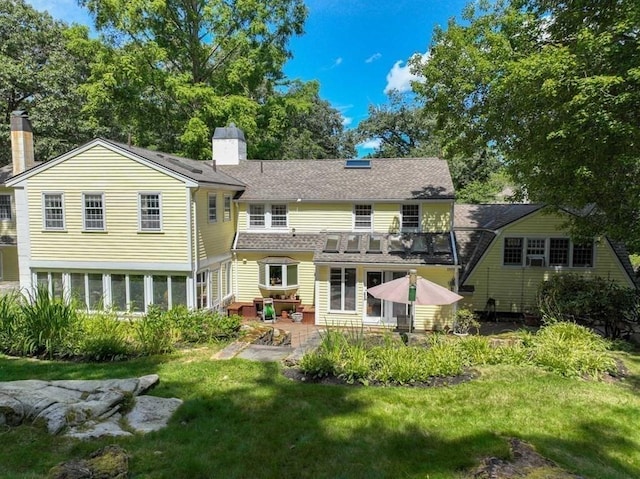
xmin=213 ymin=124 xmax=245 ymax=141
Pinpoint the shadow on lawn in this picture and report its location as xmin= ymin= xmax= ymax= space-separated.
xmin=129 ymin=361 xmax=639 ymax=479
xmin=1 ymin=356 xmax=638 ymax=478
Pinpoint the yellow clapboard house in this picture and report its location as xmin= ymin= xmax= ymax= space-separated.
xmin=4 ymin=112 xmax=637 ymax=328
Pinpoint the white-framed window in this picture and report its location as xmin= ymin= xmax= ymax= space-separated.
xmin=258 ymin=260 xmax=298 ymax=290
xmin=549 ymin=238 xmax=570 ymax=266
xmin=208 ymin=194 xmax=217 ymax=223
xmin=196 ymin=270 xmax=209 ymax=309
xmin=83 ymin=193 xmax=105 ymax=231
xmin=248 ymin=203 xmax=288 ymax=229
xmin=271 ymin=204 xmax=287 ymax=227
xmin=223 ymin=261 xmax=232 ymax=297
xmin=223 ymin=194 xmax=232 ymax=221
xmin=572 ymin=243 xmax=594 ymax=267
xmin=354 ymin=204 xmax=372 ymax=230
xmin=249 ymin=204 xmax=266 ymax=227
xmin=0 ymin=195 xmax=11 ymax=220
xmin=43 ymin=193 xmax=65 ymax=230
xmin=139 ymin=193 xmax=162 ymax=231
xmin=329 ymin=267 xmax=356 ymax=311
xmin=401 ymin=204 xmax=420 ymax=232
xmin=57 ymin=272 xmax=187 ymax=312
xmin=503 ymin=237 xmax=595 ymax=268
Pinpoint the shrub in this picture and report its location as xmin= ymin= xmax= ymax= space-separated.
xmin=0 ymin=291 xmax=21 ymax=354
xmin=79 ymin=310 xmax=133 ymax=361
xmin=130 ymin=305 xmax=177 ymax=355
xmin=452 ymin=308 xmax=480 ymax=335
xmin=162 ymin=306 xmax=241 ymax=344
xmin=17 ymin=286 xmax=81 ymax=358
xmin=531 ymin=322 xmax=616 ymax=378
xmin=537 ymin=274 xmax=639 ymax=339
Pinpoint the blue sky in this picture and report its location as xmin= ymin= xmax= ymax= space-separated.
xmin=28 ymin=0 xmax=468 ymax=154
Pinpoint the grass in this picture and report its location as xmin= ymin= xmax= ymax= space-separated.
xmin=1 ymin=343 xmax=639 ymax=479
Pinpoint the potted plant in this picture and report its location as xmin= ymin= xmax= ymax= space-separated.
xmin=291 ymin=310 xmax=303 ymax=322
xmin=281 ymin=309 xmax=289 ymax=320
xmin=452 ymin=308 xmax=480 ymax=336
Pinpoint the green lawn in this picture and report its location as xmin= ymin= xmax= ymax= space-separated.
xmin=1 ymin=346 xmax=639 ymax=479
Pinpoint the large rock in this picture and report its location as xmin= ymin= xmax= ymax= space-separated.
xmin=126 ymin=396 xmax=183 ymax=433
xmin=0 ymin=375 xmax=179 ymax=439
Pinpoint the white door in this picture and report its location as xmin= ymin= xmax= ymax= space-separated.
xmin=365 ymin=270 xmax=409 ymax=327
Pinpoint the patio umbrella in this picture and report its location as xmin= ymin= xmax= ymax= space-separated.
xmin=367 ymin=270 xmax=463 ymax=332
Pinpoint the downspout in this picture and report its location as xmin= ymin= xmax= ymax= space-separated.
xmin=189 ymin=187 xmax=199 ymax=309
xmin=232 ymin=229 xmax=239 ymax=303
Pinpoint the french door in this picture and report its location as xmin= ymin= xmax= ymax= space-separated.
xmin=365 ymin=270 xmax=408 ymax=326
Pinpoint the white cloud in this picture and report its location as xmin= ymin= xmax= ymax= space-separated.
xmin=342 ymin=116 xmax=353 ymax=127
xmin=383 ymin=52 xmax=429 ymax=94
xmin=365 ymin=53 xmax=382 ymax=64
xmin=331 ymin=57 xmax=343 ymax=69
xmin=358 ymin=138 xmax=382 ymax=150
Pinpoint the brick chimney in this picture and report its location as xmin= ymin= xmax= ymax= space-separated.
xmin=212 ymin=123 xmax=246 ymax=166
xmin=10 ymin=110 xmax=35 ymax=175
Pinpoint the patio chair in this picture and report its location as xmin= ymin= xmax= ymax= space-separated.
xmin=261 ymin=298 xmax=276 ymax=322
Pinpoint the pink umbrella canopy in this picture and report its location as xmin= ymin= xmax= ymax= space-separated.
xmin=367 ymin=275 xmax=463 ymax=305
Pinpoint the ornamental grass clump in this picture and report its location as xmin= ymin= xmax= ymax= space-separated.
xmin=531 ymin=322 xmax=616 ymax=378
xmin=79 ymin=310 xmax=133 ymax=361
xmin=0 ymin=291 xmax=21 ymax=354
xmin=130 ymin=305 xmax=177 ymax=355
xmin=18 ymin=286 xmax=81 ymax=358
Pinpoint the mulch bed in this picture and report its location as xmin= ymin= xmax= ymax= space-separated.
xmin=282 ymin=367 xmax=479 ymax=388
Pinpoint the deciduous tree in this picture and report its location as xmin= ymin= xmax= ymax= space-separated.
xmin=414 ymin=0 xmax=640 ymax=249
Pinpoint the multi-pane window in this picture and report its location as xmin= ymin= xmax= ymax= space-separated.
xmin=83 ymin=193 xmax=105 ymax=230
xmin=0 ymin=195 xmax=11 ymax=220
xmin=503 ymin=238 xmax=523 ymax=265
xmin=401 ymin=204 xmax=420 ymax=231
xmin=249 ymin=204 xmax=288 ymax=228
xmin=271 ymin=204 xmax=287 ymax=227
xmin=196 ymin=271 xmax=209 ymax=309
xmin=330 ymin=267 xmax=356 ymax=311
xmin=572 ymin=243 xmax=594 ymax=267
xmin=208 ymin=194 xmax=217 ymax=222
xmin=354 ymin=204 xmax=372 ymax=230
xmin=249 ymin=204 xmax=265 ymax=227
xmin=504 ymin=237 xmax=595 ymax=268
xmin=139 ymin=193 xmax=161 ymax=231
xmin=549 ymin=238 xmax=570 ymax=266
xmin=224 ymin=195 xmax=232 ymax=221
xmin=259 ymin=262 xmax=298 ymax=289
xmin=43 ymin=193 xmax=64 ymax=230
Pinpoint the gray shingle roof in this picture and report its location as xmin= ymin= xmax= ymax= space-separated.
xmin=234 ymin=233 xmax=321 ymax=251
xmin=454 ymin=203 xmax=544 ymax=230
xmin=103 ymin=140 xmax=246 ymax=188
xmin=219 ymin=158 xmax=454 ymax=202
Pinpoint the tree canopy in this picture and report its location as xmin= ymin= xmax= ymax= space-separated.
xmin=413 ymin=0 xmax=640 ymax=250
xmin=80 ymin=0 xmax=313 ymax=159
xmin=0 ymin=0 xmax=99 ymax=164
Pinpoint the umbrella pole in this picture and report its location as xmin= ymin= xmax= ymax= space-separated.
xmin=410 ymin=300 xmax=414 ymax=333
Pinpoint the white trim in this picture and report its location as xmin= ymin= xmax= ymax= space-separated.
xmin=400 ymin=203 xmax=421 ymax=232
xmin=6 ymin=138 xmax=199 ymax=188
xmin=188 ymin=187 xmax=196 ymax=309
xmin=29 ymin=260 xmax=191 ymax=271
xmin=14 ymin=187 xmax=32 ymax=292
xmin=198 ymin=252 xmax=232 ymax=269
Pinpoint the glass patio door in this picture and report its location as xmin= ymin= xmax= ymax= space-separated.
xmin=365 ymin=270 xmax=409 ymax=326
